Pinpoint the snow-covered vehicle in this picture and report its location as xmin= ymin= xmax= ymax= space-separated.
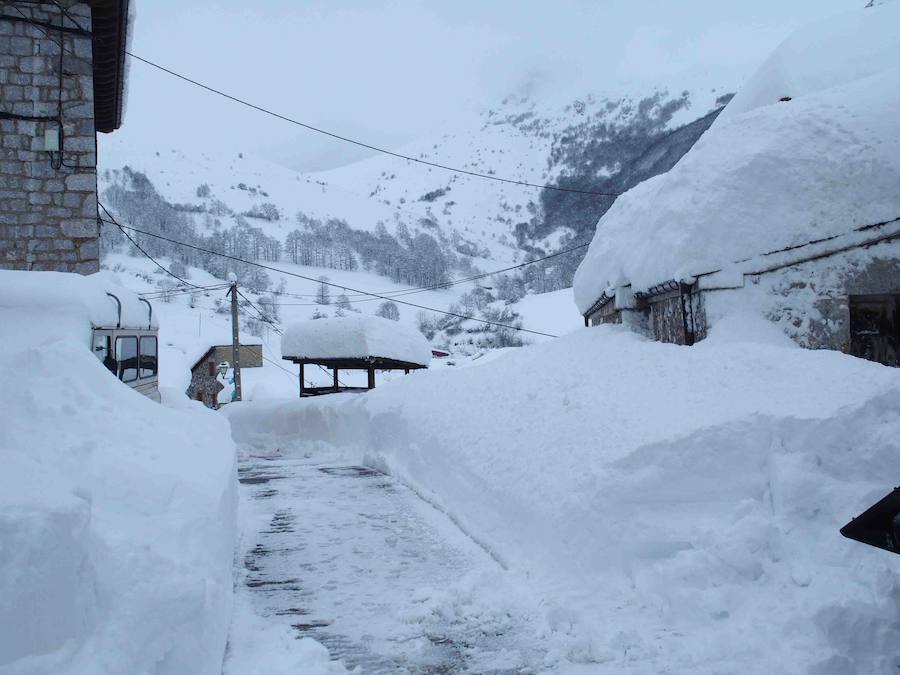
xmin=0 ymin=270 xmax=161 ymax=402
xmin=90 ymin=291 xmax=160 ymax=402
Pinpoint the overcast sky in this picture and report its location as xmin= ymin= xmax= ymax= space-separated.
xmin=118 ymin=0 xmax=861 ymax=172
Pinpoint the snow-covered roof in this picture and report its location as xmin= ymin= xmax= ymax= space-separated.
xmin=0 ymin=270 xmax=159 ymax=331
xmin=282 ymin=315 xmax=432 ymax=367
xmin=573 ymin=2 xmax=900 ymax=314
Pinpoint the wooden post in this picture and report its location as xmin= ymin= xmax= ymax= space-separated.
xmin=404 ymin=368 xmax=410 ymax=375
xmin=298 ymin=362 xmax=304 ymax=397
xmin=367 ymin=367 xmax=375 ymax=390
xmin=333 ymin=367 xmax=339 ymax=391
xmin=228 ymin=281 xmax=243 ymax=402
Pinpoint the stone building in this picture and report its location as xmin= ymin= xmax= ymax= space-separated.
xmin=187 ymin=343 xmax=263 ymax=408
xmin=573 ymin=2 xmax=899 ymax=367
xmin=582 ymin=223 xmax=900 ymax=365
xmin=0 ymin=0 xmax=129 ymax=274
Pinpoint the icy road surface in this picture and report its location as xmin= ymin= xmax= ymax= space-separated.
xmin=224 ymin=447 xmax=548 ymax=674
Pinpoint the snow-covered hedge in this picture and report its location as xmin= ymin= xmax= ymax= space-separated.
xmin=0 ymin=272 xmax=237 ymax=675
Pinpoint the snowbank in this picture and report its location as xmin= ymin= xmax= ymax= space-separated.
xmin=282 ymin=314 xmax=432 ymax=366
xmin=573 ymin=2 xmax=900 ymax=311
xmin=227 ymin=325 xmax=900 ymax=673
xmin=0 ymin=273 xmax=237 ymax=675
xmin=0 ymin=269 xmax=158 ymax=339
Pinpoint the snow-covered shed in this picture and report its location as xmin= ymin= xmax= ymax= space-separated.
xmin=281 ymin=315 xmax=431 ymax=396
xmin=573 ymin=2 xmax=900 ymax=365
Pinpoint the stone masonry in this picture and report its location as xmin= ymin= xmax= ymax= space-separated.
xmin=0 ymin=1 xmax=99 ymax=274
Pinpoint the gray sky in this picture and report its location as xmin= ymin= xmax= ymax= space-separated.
xmin=120 ymin=0 xmax=861 ymax=172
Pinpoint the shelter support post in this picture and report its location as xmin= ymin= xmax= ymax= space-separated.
xmin=333 ymin=368 xmax=339 ymax=391
xmin=298 ymin=363 xmax=304 ymax=397
xmin=367 ymin=367 xmax=375 ymax=390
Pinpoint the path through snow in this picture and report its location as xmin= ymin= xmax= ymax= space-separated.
xmin=224 ymin=446 xmax=549 ymax=674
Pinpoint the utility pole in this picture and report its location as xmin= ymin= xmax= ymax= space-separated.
xmin=228 ymin=279 xmax=243 ymax=402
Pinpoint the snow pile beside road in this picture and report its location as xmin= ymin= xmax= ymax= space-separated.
xmin=0 ymin=275 xmax=237 ymax=675
xmin=228 ymin=323 xmax=900 ymax=673
xmin=573 ymin=2 xmax=900 ymax=310
xmin=282 ymin=314 xmax=432 ymax=366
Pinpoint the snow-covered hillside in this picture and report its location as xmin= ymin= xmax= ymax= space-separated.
xmin=98 ymin=82 xmax=729 ymax=292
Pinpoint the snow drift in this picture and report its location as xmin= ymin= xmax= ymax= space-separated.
xmin=0 ymin=271 xmax=237 ymax=675
xmin=573 ymin=1 xmax=900 ymax=311
xmin=226 ymin=322 xmax=900 ymax=673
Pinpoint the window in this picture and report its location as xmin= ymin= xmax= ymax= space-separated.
xmin=849 ymin=294 xmax=899 ymax=367
xmin=115 ymin=336 xmax=138 ymax=382
xmin=208 ymin=361 xmax=216 ymax=377
xmin=140 ymin=336 xmax=158 ymax=378
xmin=93 ymin=333 xmax=116 ymax=374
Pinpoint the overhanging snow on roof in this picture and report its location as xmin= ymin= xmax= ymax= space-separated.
xmin=572 ymin=2 xmax=900 ymax=315
xmin=0 ymin=269 xmax=157 ymax=331
xmin=281 ymin=315 xmax=432 ymax=369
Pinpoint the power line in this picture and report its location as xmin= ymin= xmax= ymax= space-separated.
xmin=124 ymin=51 xmax=621 ymax=198
xmin=139 ymin=283 xmax=230 ymax=300
xmin=276 ymin=242 xmax=590 ymax=306
xmin=10 ymin=6 xmax=619 ymax=198
xmin=236 ymin=289 xmax=284 ymax=335
xmin=100 ymin=204 xmax=203 ymax=289
xmin=97 ymin=208 xmax=558 ymax=338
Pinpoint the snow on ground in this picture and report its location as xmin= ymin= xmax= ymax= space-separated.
xmin=573 ymin=1 xmax=900 ymax=310
xmin=223 ymin=318 xmax=900 ymax=673
xmin=224 ymin=446 xmax=550 ymax=673
xmin=0 ymin=271 xmax=237 ymax=674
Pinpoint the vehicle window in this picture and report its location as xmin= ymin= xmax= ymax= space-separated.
xmin=140 ymin=336 xmax=158 ymax=378
xmin=93 ymin=334 xmax=117 ymax=374
xmin=115 ymin=336 xmax=138 ymax=383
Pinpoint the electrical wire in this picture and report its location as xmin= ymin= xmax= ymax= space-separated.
xmin=139 ymin=283 xmax=230 ymax=299
xmin=98 ymin=208 xmax=558 ymax=338
xmin=9 ymin=4 xmax=622 ymax=196
xmin=123 ymin=51 xmax=621 ymax=198
xmin=274 ymin=242 xmax=589 ymax=306
xmin=100 ymin=205 xmax=204 ymax=290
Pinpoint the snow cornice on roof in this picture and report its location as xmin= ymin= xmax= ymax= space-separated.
xmin=583 ymin=215 xmax=900 ymax=315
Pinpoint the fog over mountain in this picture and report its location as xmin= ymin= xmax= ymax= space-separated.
xmin=118 ymin=0 xmax=860 ymax=170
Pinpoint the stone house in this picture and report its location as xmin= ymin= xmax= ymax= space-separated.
xmin=582 ymin=221 xmax=900 ymax=365
xmin=187 ymin=343 xmax=263 ymax=408
xmin=0 ymin=0 xmax=129 ymax=274
xmin=574 ymin=3 xmax=899 ymax=367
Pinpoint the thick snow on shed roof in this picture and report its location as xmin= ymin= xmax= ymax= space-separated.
xmin=573 ymin=2 xmax=900 ymax=314
xmin=0 ymin=270 xmax=159 ymax=335
xmin=282 ymin=315 xmax=432 ymax=366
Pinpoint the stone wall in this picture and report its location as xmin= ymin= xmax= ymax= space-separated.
xmin=0 ymin=1 xmax=99 ymax=274
xmin=703 ymin=238 xmax=900 ymax=354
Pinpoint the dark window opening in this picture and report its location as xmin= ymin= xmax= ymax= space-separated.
xmin=208 ymin=361 xmax=216 ymax=377
xmin=849 ymin=294 xmax=899 ymax=367
xmin=115 ymin=336 xmax=138 ymax=383
xmin=93 ymin=334 xmax=116 ymax=374
xmin=140 ymin=336 xmax=158 ymax=378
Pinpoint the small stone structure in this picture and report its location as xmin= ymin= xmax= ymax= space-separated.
xmin=0 ymin=1 xmax=129 ymax=274
xmin=186 ymin=343 xmax=263 ymax=408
